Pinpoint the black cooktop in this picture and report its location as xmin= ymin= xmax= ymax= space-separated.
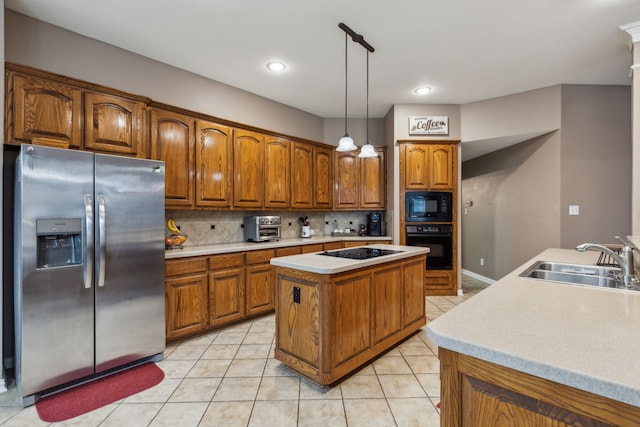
xmin=318 ymin=247 xmax=403 ymax=260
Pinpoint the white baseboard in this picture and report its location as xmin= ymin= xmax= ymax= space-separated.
xmin=462 ymin=269 xmax=496 ymax=285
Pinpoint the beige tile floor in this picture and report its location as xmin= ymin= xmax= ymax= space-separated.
xmin=0 ymin=275 xmax=489 ymax=426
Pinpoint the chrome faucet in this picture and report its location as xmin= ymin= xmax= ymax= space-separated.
xmin=576 ymin=236 xmax=637 ymax=287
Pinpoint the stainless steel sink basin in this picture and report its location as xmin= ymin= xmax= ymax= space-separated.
xmin=519 ymin=261 xmax=640 ymax=291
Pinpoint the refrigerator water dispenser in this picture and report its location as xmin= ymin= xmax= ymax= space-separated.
xmin=36 ymin=218 xmax=82 ymax=268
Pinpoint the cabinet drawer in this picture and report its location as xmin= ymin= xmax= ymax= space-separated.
xmin=276 ymin=246 xmax=302 ymax=257
xmin=301 ymin=243 xmax=324 ymax=253
xmin=165 ymin=257 xmax=208 ymax=277
xmin=209 ymin=253 xmax=245 ymax=270
xmin=323 ymin=241 xmax=342 ymax=251
xmin=246 ymin=249 xmax=275 ymax=265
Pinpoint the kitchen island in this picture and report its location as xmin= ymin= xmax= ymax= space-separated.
xmin=427 ymin=247 xmax=640 ymax=426
xmin=271 ymin=244 xmax=429 ymax=386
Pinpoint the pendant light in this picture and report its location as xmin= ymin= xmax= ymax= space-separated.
xmin=358 ymin=50 xmax=377 ymax=158
xmin=336 ymin=30 xmax=357 ymax=152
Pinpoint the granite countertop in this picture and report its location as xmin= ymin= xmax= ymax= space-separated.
xmin=427 ymin=246 xmax=640 ymax=407
xmin=165 ymin=236 xmax=392 ymax=259
xmin=270 ymin=244 xmax=429 ymax=274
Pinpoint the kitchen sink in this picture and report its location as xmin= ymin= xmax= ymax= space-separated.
xmin=519 ymin=261 xmax=640 ymax=291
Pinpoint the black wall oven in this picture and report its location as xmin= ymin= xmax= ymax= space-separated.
xmin=405 ymin=224 xmax=453 ymax=270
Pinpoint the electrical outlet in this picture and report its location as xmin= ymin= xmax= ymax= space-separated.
xmin=210 ymin=224 xmax=215 ymax=230
xmin=293 ymin=287 xmax=301 ymax=304
xmin=480 ymin=258 xmax=484 ymax=266
xmin=569 ymin=205 xmax=580 ymax=216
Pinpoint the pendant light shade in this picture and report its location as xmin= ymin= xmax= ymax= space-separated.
xmin=358 ymin=50 xmax=378 ymax=158
xmin=337 ymin=134 xmax=357 ymax=151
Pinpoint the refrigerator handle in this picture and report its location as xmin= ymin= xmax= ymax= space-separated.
xmin=98 ymin=195 xmax=107 ymax=287
xmin=83 ymin=195 xmax=94 ymax=289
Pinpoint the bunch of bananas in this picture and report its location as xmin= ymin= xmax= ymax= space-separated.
xmin=166 ymin=218 xmax=180 ymax=234
xmin=165 ymin=219 xmax=187 ymax=247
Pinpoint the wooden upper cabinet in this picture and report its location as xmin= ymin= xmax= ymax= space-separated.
xmin=429 ymin=144 xmax=455 ymax=190
xmin=291 ymin=142 xmax=313 ymax=209
xmin=403 ymin=144 xmax=429 ymax=189
xmin=234 ymin=129 xmax=265 ymax=208
xmin=265 ymin=137 xmax=290 ymax=209
xmin=84 ymin=92 xmax=147 ymax=157
xmin=195 ymin=121 xmax=233 ymax=208
xmin=335 ymin=147 xmax=385 ymax=210
xmin=360 ymin=147 xmax=386 ymax=209
xmin=313 ymin=145 xmax=333 ymax=209
xmin=8 ymin=73 xmax=82 ymax=149
xmin=402 ymin=143 xmax=456 ymax=191
xmin=150 ymin=109 xmax=195 ymax=208
xmin=334 ymin=151 xmax=360 ymax=209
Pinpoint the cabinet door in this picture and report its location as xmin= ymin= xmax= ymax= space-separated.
xmin=195 ymin=120 xmax=233 ymax=207
xmin=360 ymin=148 xmax=386 ymax=209
xmin=403 ymin=258 xmax=426 ymax=327
xmin=313 ymin=146 xmax=333 ymax=209
xmin=165 ymin=274 xmax=208 ymax=341
xmin=265 ymin=137 xmax=290 ymax=208
xmin=9 ymin=73 xmax=82 ymax=148
xmin=290 ymin=142 xmax=313 ymax=209
xmin=246 ymin=263 xmax=275 ymax=316
xmin=403 ymin=144 xmax=429 ymax=190
xmin=372 ymin=265 xmax=403 ymax=345
xmin=209 ymin=267 xmax=245 ymax=326
xmin=84 ymin=92 xmax=147 ymax=157
xmin=234 ymin=129 xmax=265 ymax=208
xmin=150 ymin=109 xmax=195 ymax=208
xmin=334 ymin=151 xmax=359 ymax=209
xmin=429 ymin=145 xmax=455 ymax=190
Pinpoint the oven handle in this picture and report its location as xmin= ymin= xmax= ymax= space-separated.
xmin=406 ymin=233 xmax=452 ymax=237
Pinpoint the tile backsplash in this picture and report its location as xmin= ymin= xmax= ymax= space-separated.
xmin=165 ymin=210 xmax=384 ymax=246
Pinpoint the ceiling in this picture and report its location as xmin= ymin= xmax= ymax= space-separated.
xmin=5 ymin=0 xmax=640 ymax=122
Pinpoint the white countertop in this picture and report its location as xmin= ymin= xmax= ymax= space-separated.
xmin=165 ymin=236 xmax=392 ymax=259
xmin=270 ymin=244 xmax=429 ymax=274
xmin=427 ymin=247 xmax=640 ymax=407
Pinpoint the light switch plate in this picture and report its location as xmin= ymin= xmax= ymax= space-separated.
xmin=569 ymin=205 xmax=580 ymax=216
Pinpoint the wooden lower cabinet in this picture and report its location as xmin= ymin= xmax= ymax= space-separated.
xmin=274 ymin=254 xmax=426 ymax=386
xmin=165 ymin=257 xmax=209 ymax=341
xmin=209 ymin=267 xmax=245 ymax=326
xmin=425 ymin=270 xmax=456 ymax=295
xmin=245 ymin=249 xmax=276 ymax=316
xmin=439 ymin=348 xmax=640 ymax=427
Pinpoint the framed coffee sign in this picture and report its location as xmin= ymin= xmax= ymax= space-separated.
xmin=409 ymin=116 xmax=449 ymax=135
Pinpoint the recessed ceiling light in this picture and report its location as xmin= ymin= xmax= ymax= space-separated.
xmin=266 ymin=61 xmax=286 ymax=72
xmin=414 ymin=86 xmax=432 ymax=95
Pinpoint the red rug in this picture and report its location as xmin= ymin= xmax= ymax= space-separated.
xmin=35 ymin=362 xmax=165 ymax=422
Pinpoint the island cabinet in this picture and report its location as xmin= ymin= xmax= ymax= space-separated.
xmin=234 ymin=129 xmax=265 ymax=208
xmin=439 ymin=348 xmax=640 ymax=427
xmin=150 ymin=108 xmax=196 ymax=208
xmin=334 ymin=147 xmax=386 ymax=210
xmin=165 ymin=257 xmax=209 ymax=341
xmin=273 ymin=253 xmax=426 ymax=386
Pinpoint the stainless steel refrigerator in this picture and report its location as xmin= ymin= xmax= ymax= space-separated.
xmin=14 ymin=144 xmax=166 ymax=406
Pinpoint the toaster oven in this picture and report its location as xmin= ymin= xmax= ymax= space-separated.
xmin=243 ymin=216 xmax=281 ymax=242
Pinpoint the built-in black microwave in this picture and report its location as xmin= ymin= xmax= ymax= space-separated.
xmin=405 ymin=191 xmax=453 ymax=222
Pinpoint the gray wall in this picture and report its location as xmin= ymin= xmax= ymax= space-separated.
xmin=461 ymin=85 xmax=631 ymax=280
xmin=5 ymin=10 xmax=325 ymax=143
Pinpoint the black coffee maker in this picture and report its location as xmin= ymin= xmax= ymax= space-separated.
xmin=367 ymin=212 xmax=386 ymax=236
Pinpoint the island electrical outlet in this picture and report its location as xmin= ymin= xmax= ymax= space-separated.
xmin=293 ymin=286 xmax=301 ymax=304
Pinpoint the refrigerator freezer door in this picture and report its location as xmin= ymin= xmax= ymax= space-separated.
xmin=15 ymin=145 xmax=95 ymax=398
xmin=94 ymin=154 xmax=166 ymax=373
